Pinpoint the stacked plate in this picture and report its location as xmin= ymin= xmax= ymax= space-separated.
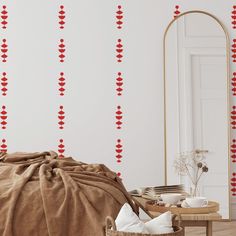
xmin=129 ymin=185 xmax=187 ymax=200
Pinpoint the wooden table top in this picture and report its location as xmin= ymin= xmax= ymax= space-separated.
xmin=132 ymin=196 xmax=222 ymax=221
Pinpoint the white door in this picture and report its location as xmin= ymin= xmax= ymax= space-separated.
xmin=191 ymin=54 xmax=229 ymax=219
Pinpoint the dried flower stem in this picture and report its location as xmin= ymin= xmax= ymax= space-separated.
xmin=185 ymin=163 xmax=195 ymax=184
xmin=174 ymin=149 xmax=209 ymax=197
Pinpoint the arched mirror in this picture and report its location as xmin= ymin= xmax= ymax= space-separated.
xmin=164 ymin=11 xmax=230 ymax=219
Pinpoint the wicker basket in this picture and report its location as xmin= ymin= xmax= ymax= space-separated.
xmin=105 ymin=216 xmax=183 ymax=236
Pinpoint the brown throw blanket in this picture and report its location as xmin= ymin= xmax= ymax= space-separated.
xmin=0 ymin=151 xmax=137 ymax=236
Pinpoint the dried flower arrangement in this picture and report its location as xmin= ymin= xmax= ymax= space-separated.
xmin=174 ymin=149 xmax=209 ymax=197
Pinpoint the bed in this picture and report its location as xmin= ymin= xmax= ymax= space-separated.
xmin=0 ymin=151 xmax=137 ymax=236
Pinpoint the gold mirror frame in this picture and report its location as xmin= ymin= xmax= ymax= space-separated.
xmin=163 ymin=10 xmax=231 ymax=218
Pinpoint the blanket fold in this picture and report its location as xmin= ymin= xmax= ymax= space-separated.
xmin=0 ymin=151 xmax=136 ymax=236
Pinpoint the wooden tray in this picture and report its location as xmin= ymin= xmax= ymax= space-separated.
xmin=145 ymin=200 xmax=219 ymax=214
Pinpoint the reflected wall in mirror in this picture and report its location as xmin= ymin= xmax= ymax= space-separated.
xmin=164 ymin=11 xmax=230 ymax=219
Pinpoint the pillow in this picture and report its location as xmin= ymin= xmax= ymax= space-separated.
xmin=115 ymin=203 xmax=149 ymax=233
xmin=145 ymin=211 xmax=174 ymax=234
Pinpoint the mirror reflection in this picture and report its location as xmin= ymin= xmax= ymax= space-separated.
xmin=164 ymin=12 xmax=229 ymax=219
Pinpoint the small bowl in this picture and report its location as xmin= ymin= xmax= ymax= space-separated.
xmin=160 ymin=193 xmax=182 ymax=205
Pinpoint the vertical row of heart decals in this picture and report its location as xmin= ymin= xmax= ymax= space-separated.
xmin=174 ymin=5 xmax=181 ymax=18
xmin=1 ymin=38 xmax=8 ymax=63
xmin=58 ymin=39 xmax=66 ymax=63
xmin=232 ymin=39 xmax=236 ymax=63
xmin=58 ymin=5 xmax=65 ymax=29
xmin=116 ymin=39 xmax=123 ymax=63
xmin=232 ymin=6 xmax=236 ymax=29
xmin=231 ymin=106 xmax=236 ymax=129
xmin=231 ymin=6 xmax=236 ymax=198
xmin=116 ymin=72 xmax=123 ymax=96
xmin=116 ymin=106 xmax=123 ymax=129
xmin=115 ymin=4 xmax=124 ymax=177
xmin=231 ymin=138 xmax=236 ymax=195
xmin=116 ymin=139 xmax=123 ymax=163
xmin=232 ymin=173 xmax=236 ymax=196
xmin=232 ymin=72 xmax=236 ymax=95
xmin=0 ymin=4 xmax=8 ymax=153
xmin=231 ymin=139 xmax=236 ymax=162
xmin=1 ymin=5 xmax=7 ymax=29
xmin=1 ymin=72 xmax=8 ymax=96
xmin=116 ymin=5 xmax=123 ymax=29
xmin=0 ymin=139 xmax=7 ymax=153
xmin=57 ymin=5 xmax=66 ymax=158
xmin=58 ymin=139 xmax=65 ymax=158
xmin=58 ymin=105 xmax=65 ymax=130
xmin=58 ymin=72 xmax=66 ymax=96
xmin=0 ymin=106 xmax=7 ymax=129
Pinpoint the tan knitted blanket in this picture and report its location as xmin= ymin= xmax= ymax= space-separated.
xmin=0 ymin=151 xmax=136 ymax=236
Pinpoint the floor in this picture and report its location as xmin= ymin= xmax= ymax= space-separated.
xmin=185 ymin=221 xmax=236 ymax=236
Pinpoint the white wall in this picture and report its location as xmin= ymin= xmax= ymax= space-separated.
xmin=0 ymin=0 xmax=236 ymax=217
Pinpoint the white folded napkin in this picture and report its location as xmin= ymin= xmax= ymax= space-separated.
xmin=115 ymin=203 xmax=174 ymax=234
